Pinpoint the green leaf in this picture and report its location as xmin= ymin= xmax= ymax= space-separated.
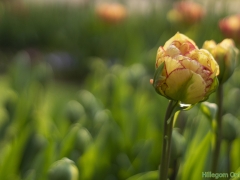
xmin=0 ymin=126 xmax=31 ymax=180
xmin=200 ymin=102 xmax=218 ymax=121
xmin=59 ymin=124 xmax=81 ymax=158
xmin=126 ymin=171 xmax=158 ymax=180
xmin=181 ymin=131 xmax=212 ymax=180
xmin=230 ymin=167 xmax=240 ymax=180
xmin=153 ymin=62 xmax=165 ymax=95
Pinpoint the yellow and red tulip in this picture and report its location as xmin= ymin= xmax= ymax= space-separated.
xmin=203 ymin=39 xmax=239 ymax=84
xmin=151 ymin=32 xmax=219 ymax=104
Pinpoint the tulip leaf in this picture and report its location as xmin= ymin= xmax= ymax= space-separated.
xmin=200 ymin=102 xmax=218 ymax=121
xmin=230 ymin=167 xmax=240 ymax=180
xmin=153 ymin=62 xmax=165 ymax=93
xmin=126 ymin=170 xmax=158 ymax=180
xmin=181 ymin=131 xmax=212 ymax=180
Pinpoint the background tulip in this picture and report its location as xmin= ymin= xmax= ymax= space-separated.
xmin=219 ymin=14 xmax=240 ymax=42
xmin=95 ymin=3 xmax=127 ymax=24
xmin=153 ymin=32 xmax=219 ymax=104
xmin=167 ymin=1 xmax=205 ymax=25
xmin=203 ymin=39 xmax=239 ymax=84
xmin=48 ymin=158 xmax=79 ymax=180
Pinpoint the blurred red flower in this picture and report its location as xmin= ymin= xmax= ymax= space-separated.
xmin=219 ymin=14 xmax=240 ymax=42
xmin=167 ymin=1 xmax=205 ymax=25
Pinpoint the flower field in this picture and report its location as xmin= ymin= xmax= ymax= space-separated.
xmin=0 ymin=0 xmax=240 ymax=180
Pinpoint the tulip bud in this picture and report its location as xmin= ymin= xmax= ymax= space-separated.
xmin=152 ymin=32 xmax=219 ymax=104
xmin=77 ymin=90 xmax=100 ymax=117
xmin=48 ymin=158 xmax=79 ymax=180
xmin=170 ymin=129 xmax=186 ymax=161
xmin=75 ymin=127 xmax=92 ymax=153
xmin=224 ymin=88 xmax=240 ymax=114
xmin=222 ymin=114 xmax=240 ymax=142
xmin=203 ymin=39 xmax=239 ymax=84
xmin=64 ymin=100 xmax=85 ymax=124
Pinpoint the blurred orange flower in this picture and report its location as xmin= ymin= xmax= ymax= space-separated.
xmin=96 ymin=3 xmax=127 ymax=24
xmin=167 ymin=1 xmax=205 ymax=25
xmin=219 ymin=14 xmax=240 ymax=42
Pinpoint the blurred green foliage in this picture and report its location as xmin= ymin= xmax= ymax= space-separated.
xmin=0 ymin=0 xmax=240 ymax=180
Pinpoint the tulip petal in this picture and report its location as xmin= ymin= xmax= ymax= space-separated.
xmin=204 ymin=77 xmax=218 ymax=101
xmin=180 ymin=58 xmax=201 ymax=73
xmin=156 ymin=47 xmax=166 ymax=68
xmin=165 ymin=57 xmax=183 ymax=75
xmin=184 ymin=73 xmax=207 ymax=104
xmin=189 ymin=49 xmax=220 ymax=75
xmin=164 ymin=32 xmax=198 ymax=50
xmin=164 ymin=69 xmax=205 ymax=104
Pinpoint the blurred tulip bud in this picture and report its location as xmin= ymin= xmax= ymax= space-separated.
xmin=48 ymin=158 xmax=79 ymax=180
xmin=75 ymin=127 xmax=92 ymax=153
xmin=3 ymin=90 xmax=18 ymax=116
xmin=77 ymin=90 xmax=101 ymax=116
xmin=96 ymin=3 xmax=127 ymax=24
xmin=203 ymin=39 xmax=239 ymax=84
xmin=224 ymin=88 xmax=240 ymax=114
xmin=152 ymin=32 xmax=219 ymax=104
xmin=200 ymin=102 xmax=218 ymax=121
xmin=65 ymin=100 xmax=85 ymax=124
xmin=170 ymin=129 xmax=186 ymax=161
xmin=126 ymin=63 xmax=147 ymax=87
xmin=222 ymin=114 xmax=240 ymax=142
xmin=219 ymin=14 xmax=240 ymax=42
xmin=167 ymin=1 xmax=205 ymax=25
xmin=94 ymin=110 xmax=110 ymax=128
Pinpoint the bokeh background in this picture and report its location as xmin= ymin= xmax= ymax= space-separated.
xmin=0 ymin=0 xmax=240 ymax=180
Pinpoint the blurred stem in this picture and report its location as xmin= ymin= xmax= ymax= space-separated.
xmin=159 ymin=100 xmax=178 ymax=180
xmin=170 ymin=159 xmax=179 ymax=180
xmin=227 ymin=141 xmax=232 ymax=175
xmin=212 ymin=84 xmax=223 ymax=173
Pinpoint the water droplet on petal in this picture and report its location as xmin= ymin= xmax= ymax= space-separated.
xmin=179 ymin=102 xmax=191 ymax=108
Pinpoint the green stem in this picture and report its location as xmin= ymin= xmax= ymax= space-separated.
xmin=212 ymin=84 xmax=223 ymax=173
xmin=169 ymin=159 xmax=179 ymax=180
xmin=227 ymin=141 xmax=232 ymax=175
xmin=159 ymin=100 xmax=178 ymax=180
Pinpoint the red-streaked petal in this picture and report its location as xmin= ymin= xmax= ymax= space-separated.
xmin=163 ymin=32 xmax=198 ymax=50
xmin=164 ymin=56 xmax=184 ymax=75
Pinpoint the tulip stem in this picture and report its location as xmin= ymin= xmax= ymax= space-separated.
xmin=159 ymin=100 xmax=178 ymax=180
xmin=212 ymin=84 xmax=223 ymax=173
xmin=227 ymin=141 xmax=232 ymax=175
